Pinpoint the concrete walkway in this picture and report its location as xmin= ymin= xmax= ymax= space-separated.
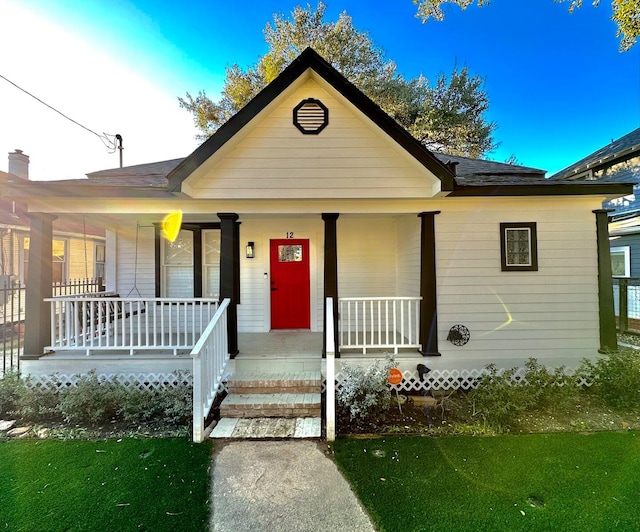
xmin=210 ymin=440 xmax=377 ymax=531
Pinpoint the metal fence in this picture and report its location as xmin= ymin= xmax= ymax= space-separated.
xmin=613 ymin=277 xmax=640 ymax=334
xmin=1 ymin=277 xmax=103 ymax=374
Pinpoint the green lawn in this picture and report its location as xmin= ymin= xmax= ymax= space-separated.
xmin=333 ymin=431 xmax=640 ymax=532
xmin=0 ymin=438 xmax=212 ymax=531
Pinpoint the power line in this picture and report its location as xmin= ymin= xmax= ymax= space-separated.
xmin=0 ymin=72 xmax=119 ymax=153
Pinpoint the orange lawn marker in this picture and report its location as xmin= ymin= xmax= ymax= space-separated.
xmin=388 ymin=367 xmax=402 ymax=385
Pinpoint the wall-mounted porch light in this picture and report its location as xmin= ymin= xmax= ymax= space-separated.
xmin=246 ymin=241 xmax=255 ymax=259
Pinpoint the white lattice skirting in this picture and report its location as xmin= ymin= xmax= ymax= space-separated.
xmin=24 ymin=371 xmax=193 ymax=392
xmin=322 ymin=367 xmax=592 ymax=393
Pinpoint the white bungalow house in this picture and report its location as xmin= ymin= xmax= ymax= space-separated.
xmin=1 ymin=49 xmax=632 ymax=440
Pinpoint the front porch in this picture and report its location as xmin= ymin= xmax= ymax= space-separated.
xmin=23 ymin=330 xmax=327 ymax=377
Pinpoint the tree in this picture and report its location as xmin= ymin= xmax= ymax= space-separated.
xmin=179 ymin=2 xmax=497 ymax=158
xmin=413 ymin=0 xmax=639 ymax=51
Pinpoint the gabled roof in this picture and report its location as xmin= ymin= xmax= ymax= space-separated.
xmin=165 ymin=47 xmax=455 ymax=192
xmin=551 ymin=127 xmax=640 ymax=180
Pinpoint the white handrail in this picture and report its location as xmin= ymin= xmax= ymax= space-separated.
xmin=191 ymin=298 xmax=230 ymax=442
xmin=325 ymin=297 xmax=336 ymax=442
xmin=45 ymin=296 xmax=219 ymax=355
xmin=338 ymin=296 xmax=421 ymax=354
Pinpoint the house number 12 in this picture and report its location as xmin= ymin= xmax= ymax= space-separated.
xmin=286 ymin=232 xmax=294 ymax=239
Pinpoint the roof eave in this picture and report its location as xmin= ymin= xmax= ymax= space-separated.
xmin=554 ymin=143 xmax=640 ymax=180
xmin=448 ymin=182 xmax=634 ymax=197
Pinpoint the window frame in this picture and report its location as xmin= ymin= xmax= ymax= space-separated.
xmin=610 ymin=245 xmax=631 ymax=278
xmin=154 ymin=222 xmax=220 ymax=297
xmin=500 ymin=222 xmax=538 ymax=272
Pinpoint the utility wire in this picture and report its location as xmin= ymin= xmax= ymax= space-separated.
xmin=0 ymin=72 xmax=119 ymax=153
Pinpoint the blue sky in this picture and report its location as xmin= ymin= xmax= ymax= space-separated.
xmin=0 ymin=0 xmax=638 ymax=180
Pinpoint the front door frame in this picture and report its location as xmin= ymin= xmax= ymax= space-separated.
xmin=269 ymin=238 xmax=311 ymax=329
xmin=263 ymin=231 xmax=318 ymax=332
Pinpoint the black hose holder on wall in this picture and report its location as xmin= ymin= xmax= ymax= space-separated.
xmin=447 ymin=324 xmax=470 ymax=346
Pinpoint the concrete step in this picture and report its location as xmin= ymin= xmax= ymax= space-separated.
xmin=210 ymin=417 xmax=322 ymax=439
xmin=226 ymin=371 xmax=321 ymax=394
xmin=219 ymin=392 xmax=321 ymax=418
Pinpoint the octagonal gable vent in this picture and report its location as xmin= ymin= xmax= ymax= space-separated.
xmin=293 ymin=98 xmax=329 ymax=134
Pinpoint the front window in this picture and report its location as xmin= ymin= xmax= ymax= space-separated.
xmin=156 ymin=224 xmax=221 ymax=298
xmin=162 ymin=230 xmax=194 ymax=297
xmin=500 ymin=222 xmax=538 ymax=272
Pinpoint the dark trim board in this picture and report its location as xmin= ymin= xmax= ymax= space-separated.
xmin=449 ymin=183 xmax=634 ymax=197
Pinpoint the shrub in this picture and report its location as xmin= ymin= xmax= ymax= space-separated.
xmin=470 ymin=358 xmax=577 ymax=430
xmin=57 ymin=371 xmax=124 ymax=425
xmin=2 ymin=370 xmax=193 ymax=431
xmin=0 ymin=369 xmax=25 ymax=416
xmin=522 ymin=358 xmax=575 ymax=410
xmin=577 ymin=349 xmax=640 ymax=409
xmin=336 ymin=357 xmax=396 ymax=424
xmin=15 ymin=376 xmax=61 ymax=422
xmin=470 ymin=364 xmax=530 ymax=430
xmin=119 ymin=383 xmax=192 ymax=427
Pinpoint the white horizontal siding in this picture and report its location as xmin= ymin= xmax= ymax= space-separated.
xmin=116 ymin=224 xmax=156 ymax=298
xmin=337 ymin=218 xmax=397 ymax=297
xmin=397 ymin=215 xmax=421 ymax=298
xmin=435 ymin=198 xmax=601 ymax=367
xmin=183 ymin=76 xmax=440 ymax=200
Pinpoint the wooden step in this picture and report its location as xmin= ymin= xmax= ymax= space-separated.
xmin=210 ymin=417 xmax=321 ymax=439
xmin=219 ymin=392 xmax=321 ymax=418
xmin=226 ymin=371 xmax=321 ymax=394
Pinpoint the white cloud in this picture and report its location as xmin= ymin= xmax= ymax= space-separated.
xmin=0 ymin=1 xmax=200 ymax=180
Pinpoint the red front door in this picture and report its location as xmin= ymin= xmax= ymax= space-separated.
xmin=270 ymin=239 xmax=310 ymax=329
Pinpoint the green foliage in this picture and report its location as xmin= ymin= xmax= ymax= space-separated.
xmin=179 ymin=1 xmax=497 ymax=157
xmin=470 ymin=364 xmax=530 ymax=429
xmin=470 ymin=358 xmax=577 ymax=430
xmin=413 ymin=0 xmax=638 ymax=51
xmin=577 ymin=349 xmax=640 ymax=409
xmin=119 ymin=386 xmax=192 ymax=427
xmin=1 ymin=370 xmax=193 ymax=428
xmin=15 ymin=377 xmax=60 ymax=422
xmin=0 ymin=369 xmax=24 ymax=415
xmin=336 ymin=357 xmax=396 ymax=423
xmin=57 ymin=371 xmax=124 ymax=424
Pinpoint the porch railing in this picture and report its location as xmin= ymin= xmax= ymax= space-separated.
xmin=45 ymin=296 xmax=219 ymax=355
xmin=191 ymin=298 xmax=230 ymax=442
xmin=338 ymin=296 xmax=421 ymax=354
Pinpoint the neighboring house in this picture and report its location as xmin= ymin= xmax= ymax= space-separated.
xmin=0 ymin=151 xmax=106 ymax=286
xmin=1 ymin=48 xmax=632 ymax=383
xmin=550 ymin=128 xmax=640 ymax=278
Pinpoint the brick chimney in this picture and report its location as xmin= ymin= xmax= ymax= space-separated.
xmin=8 ymin=149 xmax=29 ymax=180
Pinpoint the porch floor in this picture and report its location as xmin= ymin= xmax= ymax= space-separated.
xmin=237 ymin=331 xmax=323 ymax=358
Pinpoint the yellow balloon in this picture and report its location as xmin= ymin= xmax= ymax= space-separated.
xmin=162 ymin=210 xmax=182 ymax=243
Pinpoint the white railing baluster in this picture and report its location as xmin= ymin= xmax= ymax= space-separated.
xmin=337 ymin=296 xmax=422 ymax=354
xmin=45 ymin=296 xmax=219 ymax=355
